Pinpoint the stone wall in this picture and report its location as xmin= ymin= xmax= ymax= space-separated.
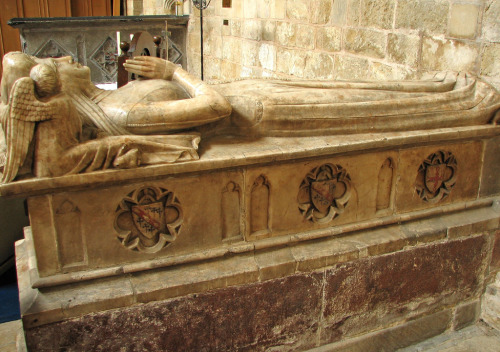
xmin=171 ymin=0 xmax=499 ymax=87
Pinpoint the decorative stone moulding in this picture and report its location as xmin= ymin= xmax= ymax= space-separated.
xmin=2 ymin=125 xmax=498 ymax=289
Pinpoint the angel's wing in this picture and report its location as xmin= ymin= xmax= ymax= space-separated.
xmin=2 ymin=77 xmax=57 ymax=183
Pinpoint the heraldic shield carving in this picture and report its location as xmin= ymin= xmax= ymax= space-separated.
xmin=298 ymin=163 xmax=352 ymax=223
xmin=416 ymin=151 xmax=457 ymax=203
xmin=114 ymin=187 xmax=183 ymax=253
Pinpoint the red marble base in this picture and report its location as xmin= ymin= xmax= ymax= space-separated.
xmin=21 ymin=233 xmax=495 ymax=351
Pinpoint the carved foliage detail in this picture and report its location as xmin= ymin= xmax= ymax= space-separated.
xmin=250 ymin=175 xmax=270 ymax=234
xmin=416 ymin=151 xmax=457 ymax=203
xmin=114 ymin=187 xmax=182 ymax=253
xmin=298 ymin=164 xmax=352 ymax=223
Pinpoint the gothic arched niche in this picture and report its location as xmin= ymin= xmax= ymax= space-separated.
xmin=221 ymin=181 xmax=242 ymax=241
xmin=55 ymin=199 xmax=86 ymax=268
xmin=250 ymin=175 xmax=270 ymax=234
xmin=376 ymin=158 xmax=394 ymax=212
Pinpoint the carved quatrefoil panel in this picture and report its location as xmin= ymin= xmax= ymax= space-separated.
xmin=114 ymin=187 xmax=182 ymax=253
xmin=415 ymin=151 xmax=457 ymax=203
xmin=298 ymin=164 xmax=352 ymax=223
xmin=91 ymin=37 xmax=118 ymax=78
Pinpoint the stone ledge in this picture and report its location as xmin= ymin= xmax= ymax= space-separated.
xmin=17 ymin=201 xmax=500 ymax=329
xmin=2 ymin=125 xmax=499 ymax=198
xmin=308 ymin=309 xmax=452 ymax=352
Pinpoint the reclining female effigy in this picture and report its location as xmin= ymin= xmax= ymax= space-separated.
xmin=0 ymin=52 xmax=499 ymax=181
xmin=2 ymin=51 xmax=500 ymax=352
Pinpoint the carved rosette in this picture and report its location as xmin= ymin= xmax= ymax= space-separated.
xmin=298 ymin=164 xmax=352 ymax=223
xmin=416 ymin=151 xmax=457 ymax=203
xmin=114 ymin=187 xmax=182 ymax=253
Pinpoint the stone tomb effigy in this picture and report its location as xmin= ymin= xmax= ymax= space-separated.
xmin=2 ymin=53 xmax=500 ymax=350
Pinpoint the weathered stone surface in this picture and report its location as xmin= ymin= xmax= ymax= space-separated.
xmin=220 ymin=60 xmax=241 ymax=80
xmin=25 ymin=273 xmax=324 ymax=351
xmin=330 ymin=0 xmax=348 ymax=25
xmin=401 ymin=217 xmax=447 ymax=245
xmin=222 ymin=36 xmax=242 ymax=62
xmin=369 ymin=61 xmax=411 ymax=80
xmin=296 ymin=24 xmax=316 ymax=50
xmin=316 ymin=27 xmax=342 ymax=52
xmin=334 ymin=55 xmax=370 ymax=80
xmin=344 ymin=28 xmax=387 ymax=59
xmin=321 ymin=235 xmax=488 ymax=343
xmin=258 ymin=43 xmax=276 ymax=71
xmin=346 ymin=0 xmax=361 ymax=26
xmin=256 ymin=0 xmax=271 ymax=19
xmin=261 ymin=20 xmax=276 ymax=42
xmin=481 ymin=43 xmax=500 ymax=77
xmin=203 ymin=57 xmax=221 ymax=81
xmin=491 ymin=230 xmax=500 ymax=273
xmin=275 ymin=21 xmax=297 ymax=47
xmin=241 ymin=40 xmax=260 ymax=67
xmin=254 ymin=247 xmax=296 ymax=281
xmin=204 ymin=34 xmax=222 ymax=57
xmin=291 ymin=237 xmax=359 ymax=272
xmin=304 ymin=52 xmax=335 ymax=79
xmin=396 ymin=0 xmax=449 ymax=34
xmin=313 ymin=309 xmax=452 ymax=352
xmin=482 ymin=0 xmax=500 ymax=42
xmin=311 ymin=0 xmax=333 ymax=25
xmin=130 ymin=254 xmax=259 ymax=303
xmin=286 ymin=0 xmax=310 ymax=22
xmin=243 ymin=0 xmax=257 ymax=19
xmin=241 ymin=19 xmax=262 ymax=41
xmin=360 ymin=0 xmax=396 ymax=30
xmin=453 ymin=300 xmax=480 ymax=331
xmin=230 ymin=18 xmax=242 ymax=37
xmin=387 ymin=32 xmax=420 ymax=66
xmin=480 ymin=136 xmax=500 ymax=197
xmin=448 ymin=3 xmax=479 ymax=39
xmin=272 ymin=0 xmax=286 ymax=19
xmin=276 ymin=47 xmax=307 ymax=77
xmin=422 ymin=33 xmax=476 ymax=71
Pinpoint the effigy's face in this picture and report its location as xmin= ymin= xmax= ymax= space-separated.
xmin=52 ymin=56 xmax=91 ymax=81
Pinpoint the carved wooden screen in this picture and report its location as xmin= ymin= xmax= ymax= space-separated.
xmin=0 ymin=0 xmax=114 ymax=81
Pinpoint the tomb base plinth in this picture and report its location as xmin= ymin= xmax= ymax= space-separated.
xmin=9 ymin=126 xmax=500 ymax=350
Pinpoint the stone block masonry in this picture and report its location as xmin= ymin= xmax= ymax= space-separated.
xmin=127 ymin=0 xmax=498 ymax=89
xmin=19 ymin=205 xmax=500 ymax=351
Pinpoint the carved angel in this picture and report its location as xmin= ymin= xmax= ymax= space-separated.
xmin=0 ymin=61 xmax=200 ymax=183
xmin=1 ymin=64 xmax=61 ymax=182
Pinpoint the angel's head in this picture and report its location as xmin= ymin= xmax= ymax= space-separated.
xmin=1 ymin=53 xmax=93 ymax=103
xmin=30 ymin=63 xmax=60 ymax=98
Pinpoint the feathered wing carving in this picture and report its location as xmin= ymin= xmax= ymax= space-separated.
xmin=2 ymin=77 xmax=57 ymax=183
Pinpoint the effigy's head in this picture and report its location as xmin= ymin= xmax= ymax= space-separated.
xmin=1 ymin=53 xmax=91 ymax=103
xmin=51 ymin=56 xmax=91 ymax=83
